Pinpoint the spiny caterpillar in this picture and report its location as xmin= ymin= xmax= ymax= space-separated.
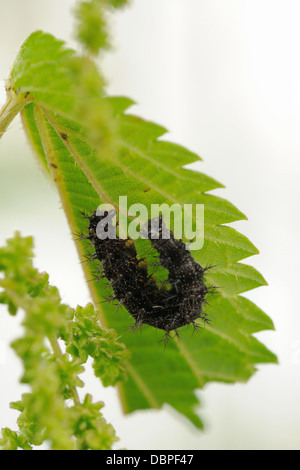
xmin=81 ymin=210 xmax=213 ymax=342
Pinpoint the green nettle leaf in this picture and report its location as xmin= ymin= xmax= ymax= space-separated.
xmin=0 ymin=25 xmax=277 ymax=432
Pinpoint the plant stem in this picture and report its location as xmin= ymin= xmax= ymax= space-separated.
xmin=0 ymin=90 xmax=30 ymax=139
xmin=48 ymin=335 xmax=81 ymax=406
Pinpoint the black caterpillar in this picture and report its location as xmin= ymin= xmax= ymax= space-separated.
xmin=81 ymin=210 xmax=212 ymax=341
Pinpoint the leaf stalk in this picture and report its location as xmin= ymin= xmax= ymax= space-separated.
xmin=0 ymin=90 xmax=30 ymax=140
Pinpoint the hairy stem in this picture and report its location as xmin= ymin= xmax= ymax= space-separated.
xmin=0 ymin=90 xmax=31 ymax=139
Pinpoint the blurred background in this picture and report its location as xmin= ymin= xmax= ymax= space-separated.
xmin=0 ymin=0 xmax=300 ymax=450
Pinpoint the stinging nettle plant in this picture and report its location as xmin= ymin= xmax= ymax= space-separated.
xmin=0 ymin=0 xmax=277 ymax=450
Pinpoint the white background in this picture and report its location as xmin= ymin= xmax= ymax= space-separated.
xmin=0 ymin=0 xmax=300 ymax=450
